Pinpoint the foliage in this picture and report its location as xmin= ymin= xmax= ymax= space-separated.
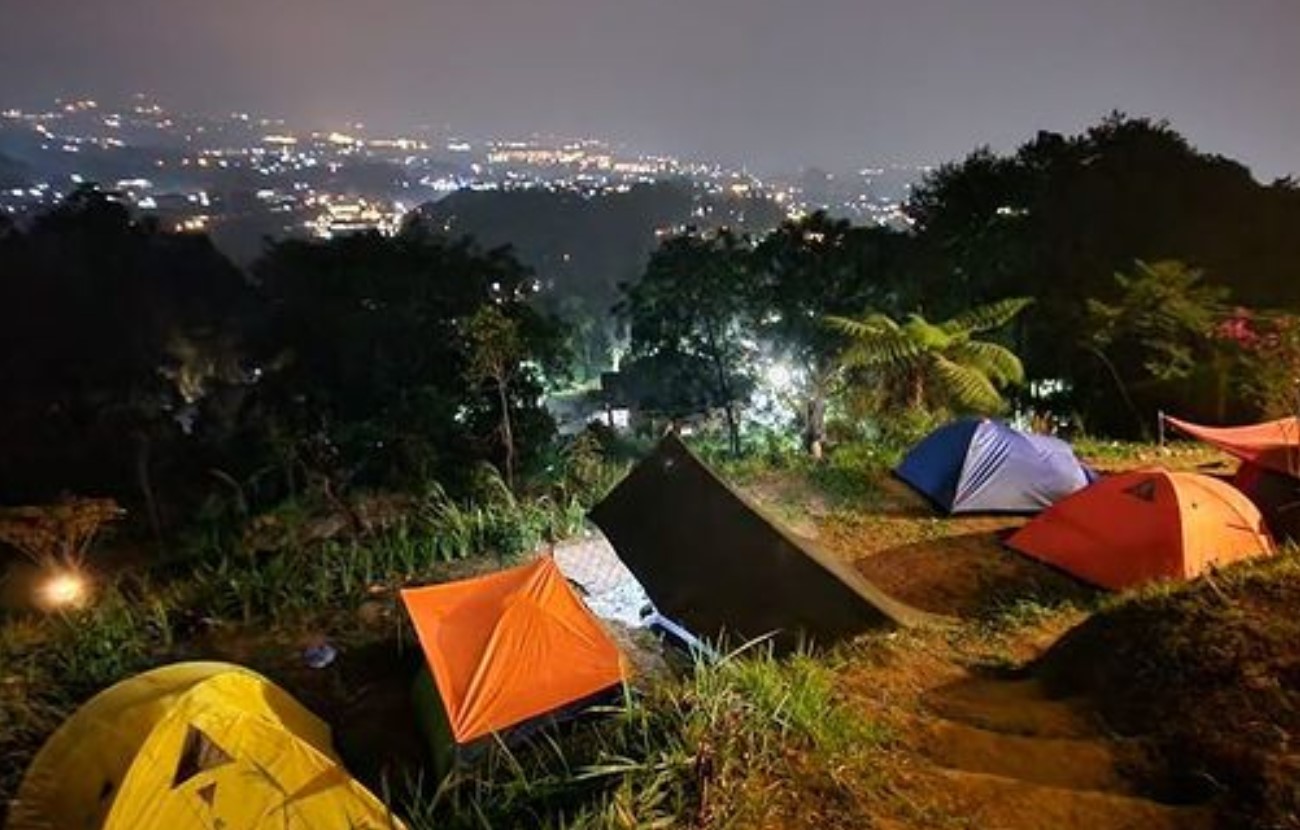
xmin=1088 ymin=260 xmax=1229 ymax=382
xmin=251 ymin=227 xmax=568 ymax=499
xmin=829 ymin=297 xmax=1030 ymax=413
xmin=0 ymin=498 xmax=124 ymax=568
xmin=464 ymin=305 xmax=530 ymax=491
xmin=905 ymin=114 xmax=1300 ymax=434
xmin=0 ymin=187 xmax=254 ymax=523
xmin=751 ymin=213 xmax=911 ymax=453
xmin=1212 ymin=309 xmax=1300 ymax=418
xmin=617 ymin=230 xmax=758 ymax=455
xmin=410 ymin=182 xmax=785 ymax=353
xmin=400 ymin=644 xmax=887 ymax=829
xmin=0 ymin=189 xmax=575 ymax=540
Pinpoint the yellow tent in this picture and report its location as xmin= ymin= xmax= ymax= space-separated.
xmin=9 ymin=662 xmax=403 ymax=830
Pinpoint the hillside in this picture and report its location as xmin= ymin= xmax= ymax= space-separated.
xmin=413 ymin=182 xmax=785 ymax=319
xmin=5 ymin=437 xmax=1296 ymax=828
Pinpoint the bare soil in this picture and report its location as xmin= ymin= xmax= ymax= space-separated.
xmin=738 ymin=460 xmax=1234 ymax=830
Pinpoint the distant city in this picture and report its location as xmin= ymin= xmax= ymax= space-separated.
xmin=0 ymin=94 xmax=927 ymax=255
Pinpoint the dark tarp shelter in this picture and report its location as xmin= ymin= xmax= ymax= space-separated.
xmin=589 ymin=434 xmax=931 ymax=650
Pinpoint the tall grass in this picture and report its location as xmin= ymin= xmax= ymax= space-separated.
xmin=397 ymin=644 xmax=889 ymax=829
xmin=0 ymin=581 xmax=182 ymax=801
xmin=0 ymin=462 xmax=615 ymax=812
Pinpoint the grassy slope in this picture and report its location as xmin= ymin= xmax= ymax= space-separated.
xmin=1 ymin=437 xmax=1294 ymax=828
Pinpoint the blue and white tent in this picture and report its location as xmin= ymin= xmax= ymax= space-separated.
xmin=895 ymin=418 xmax=1095 ymax=514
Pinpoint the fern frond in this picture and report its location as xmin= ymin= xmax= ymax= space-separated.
xmin=948 ymin=340 xmax=1025 ymax=386
xmin=825 ymin=313 xmax=899 ymax=339
xmin=931 ymin=354 xmax=1006 ymax=413
xmin=940 ymin=297 xmax=1033 ymax=335
xmin=837 ymin=325 xmax=928 ymax=368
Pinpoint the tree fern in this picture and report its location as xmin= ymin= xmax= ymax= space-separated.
xmin=829 ymin=297 xmax=1030 ymax=413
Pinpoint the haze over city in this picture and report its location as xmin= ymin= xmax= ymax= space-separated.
xmin=1 ymin=0 xmax=1297 ymax=178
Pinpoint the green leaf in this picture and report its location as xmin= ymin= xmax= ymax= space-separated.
xmin=931 ymin=354 xmax=1007 ymax=413
xmin=940 ymin=297 xmax=1033 ymax=336
xmin=949 ymin=340 xmax=1025 ymax=386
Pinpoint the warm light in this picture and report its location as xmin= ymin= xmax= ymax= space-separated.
xmin=40 ymin=571 xmax=88 ymax=610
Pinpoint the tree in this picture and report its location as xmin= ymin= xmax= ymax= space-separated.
xmin=465 ymin=305 xmax=526 ymax=491
xmin=903 ymin=115 xmax=1300 ymax=433
xmin=1088 ymin=260 xmax=1228 ymax=382
xmin=1086 ymin=259 xmax=1233 ymax=427
xmin=252 ymin=227 xmax=566 ymax=497
xmin=0 ymin=187 xmax=255 ymax=535
xmin=1213 ymin=309 xmax=1300 ymax=419
xmin=752 ymin=213 xmax=913 ymax=454
xmin=828 ymin=298 xmax=1030 ymax=413
xmin=618 ymin=230 xmax=757 ymax=456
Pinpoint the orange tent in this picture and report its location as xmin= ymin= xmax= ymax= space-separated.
xmin=1164 ymin=415 xmax=1300 ymax=477
xmin=1006 ymin=469 xmax=1274 ymax=590
xmin=400 ymin=556 xmax=626 ymax=744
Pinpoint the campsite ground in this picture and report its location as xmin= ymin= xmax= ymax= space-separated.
xmin=716 ymin=437 xmax=1292 ymax=830
xmin=2 ymin=437 xmax=1296 ymax=829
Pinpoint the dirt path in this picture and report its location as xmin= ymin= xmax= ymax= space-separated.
xmin=908 ymin=673 xmax=1213 ymax=830
xmin=831 ymin=629 xmax=1218 ymax=830
xmin=739 ymin=470 xmax=1219 ymax=829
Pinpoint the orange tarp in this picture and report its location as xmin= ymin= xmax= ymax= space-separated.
xmin=400 ymin=556 xmax=626 ymax=744
xmin=1007 ymin=469 xmax=1274 ymax=590
xmin=1164 ymin=415 xmax=1300 ymax=477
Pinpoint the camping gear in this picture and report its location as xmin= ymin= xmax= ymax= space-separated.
xmin=303 ymin=641 xmax=338 ymax=669
xmin=1006 ymin=468 xmax=1275 ymax=590
xmin=1233 ymin=460 xmax=1300 ymax=543
xmin=589 ymin=433 xmax=930 ymax=650
xmin=1163 ymin=415 xmax=1300 ymax=477
xmin=895 ymin=418 xmax=1095 ymax=514
xmin=400 ymin=555 xmax=626 ymax=745
xmin=553 ymin=537 xmax=654 ymax=627
xmin=10 ymin=662 xmax=400 ymax=830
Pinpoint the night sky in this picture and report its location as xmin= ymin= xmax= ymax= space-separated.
xmin=1 ymin=0 xmax=1296 ymax=178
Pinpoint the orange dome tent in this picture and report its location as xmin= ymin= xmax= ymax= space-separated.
xmin=1006 ymin=469 xmax=1274 ymax=590
xmin=400 ymin=556 xmax=626 ymax=745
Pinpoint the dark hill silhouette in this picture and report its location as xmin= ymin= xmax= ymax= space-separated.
xmin=410 ymin=181 xmax=784 ymax=319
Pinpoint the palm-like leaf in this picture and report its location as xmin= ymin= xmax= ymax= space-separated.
xmin=940 ymin=297 xmax=1033 ymax=336
xmin=828 ymin=314 xmax=928 ymax=368
xmin=948 ymin=340 xmax=1024 ymax=386
xmin=930 ymin=355 xmax=1006 ymax=412
xmin=837 ymin=334 xmax=927 ymax=368
xmin=829 ymin=296 xmax=1029 ymax=413
xmin=825 ymin=313 xmax=899 ymax=339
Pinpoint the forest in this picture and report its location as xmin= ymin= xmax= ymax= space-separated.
xmin=1 ymin=114 xmax=1297 ymax=538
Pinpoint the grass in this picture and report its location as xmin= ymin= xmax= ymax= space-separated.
xmin=0 ymin=465 xmax=608 ymax=815
xmin=5 ymin=428 xmax=1292 ymax=828
xmin=397 ymin=643 xmax=890 ymax=829
xmin=1037 ymin=547 xmax=1300 ymax=829
xmin=1 ymin=441 xmax=900 ymax=828
xmin=1072 ymin=436 xmax=1226 ymax=471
